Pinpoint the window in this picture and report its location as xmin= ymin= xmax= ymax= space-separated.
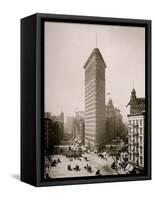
xmin=129 ymin=136 xmax=131 ymax=143
xmin=136 ymin=120 xmax=138 ymax=125
xmin=140 ymin=157 xmax=143 ymax=165
xmin=140 ymin=127 xmax=142 ymax=135
xmin=140 ymin=119 xmax=142 ymax=126
xmin=129 ymin=127 xmax=131 ymax=134
xmin=140 ymin=147 xmax=142 ymax=155
xmin=140 ymin=137 xmax=142 ymax=145
xmin=136 ymin=136 xmax=138 ymax=142
xmin=136 ymin=146 xmax=138 ymax=152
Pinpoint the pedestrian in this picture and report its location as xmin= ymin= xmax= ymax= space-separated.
xmin=67 ymin=164 xmax=72 ymax=171
xmin=96 ymin=169 xmax=101 ymax=176
xmin=45 ymin=172 xmax=50 ymax=179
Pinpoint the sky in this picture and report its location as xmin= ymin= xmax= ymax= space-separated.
xmin=44 ymin=21 xmax=145 ymax=122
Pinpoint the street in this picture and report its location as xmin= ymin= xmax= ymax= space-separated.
xmin=46 ymin=153 xmax=118 ymax=178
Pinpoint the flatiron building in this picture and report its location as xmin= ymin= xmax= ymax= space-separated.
xmin=83 ymin=48 xmax=106 ymax=149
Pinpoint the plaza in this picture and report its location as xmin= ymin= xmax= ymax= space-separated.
xmin=44 ymin=148 xmax=132 ymax=179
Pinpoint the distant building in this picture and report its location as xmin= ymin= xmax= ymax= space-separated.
xmin=105 ymin=98 xmax=124 ymax=144
xmin=63 ymin=116 xmax=74 ymax=141
xmin=114 ymin=108 xmax=123 ymax=137
xmin=127 ymin=88 xmax=145 ymax=114
xmin=105 ymin=137 xmax=125 ymax=152
xmin=65 ymin=116 xmax=74 ymax=134
xmin=51 ymin=112 xmax=64 ymax=140
xmin=44 ymin=112 xmax=64 ymax=154
xmin=127 ymin=88 xmax=145 ymax=169
xmin=72 ymin=111 xmax=85 ymax=144
xmin=105 ymin=99 xmax=115 ymax=143
xmin=84 ymin=48 xmax=106 ymax=149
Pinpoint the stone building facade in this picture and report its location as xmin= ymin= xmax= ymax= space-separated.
xmin=127 ymin=88 xmax=145 ymax=169
xmin=83 ymin=48 xmax=106 ymax=149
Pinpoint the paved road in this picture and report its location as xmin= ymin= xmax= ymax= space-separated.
xmin=48 ymin=154 xmax=116 ymax=178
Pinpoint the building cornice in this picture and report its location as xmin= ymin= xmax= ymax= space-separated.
xmin=127 ymin=112 xmax=145 ymax=117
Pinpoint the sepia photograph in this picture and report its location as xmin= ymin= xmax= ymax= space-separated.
xmin=43 ymin=21 xmax=146 ymax=179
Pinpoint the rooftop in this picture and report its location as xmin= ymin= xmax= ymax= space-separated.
xmin=83 ymin=48 xmax=107 ymax=69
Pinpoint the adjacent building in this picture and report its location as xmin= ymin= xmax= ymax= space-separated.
xmin=127 ymin=88 xmax=145 ymax=170
xmin=84 ymin=48 xmax=106 ymax=149
xmin=52 ymin=112 xmax=64 ymax=140
xmin=44 ymin=112 xmax=64 ymax=154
